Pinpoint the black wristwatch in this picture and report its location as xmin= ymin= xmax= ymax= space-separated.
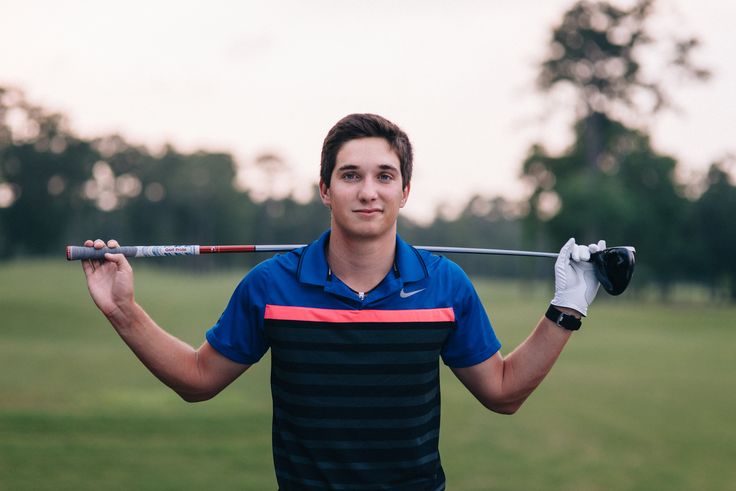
xmin=545 ymin=305 xmax=582 ymax=331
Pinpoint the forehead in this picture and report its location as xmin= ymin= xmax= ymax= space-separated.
xmin=335 ymin=137 xmax=400 ymax=168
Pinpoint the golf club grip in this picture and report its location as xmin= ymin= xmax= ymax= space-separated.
xmin=66 ymin=246 xmax=138 ymax=260
xmin=66 ymin=245 xmax=199 ymax=261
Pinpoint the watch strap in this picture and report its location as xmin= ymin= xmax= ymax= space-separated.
xmin=545 ymin=305 xmax=582 ymax=331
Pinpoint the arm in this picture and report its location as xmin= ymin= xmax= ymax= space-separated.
xmin=82 ymin=239 xmax=249 ymax=402
xmin=453 ymin=238 xmax=603 ymax=414
xmin=452 ymin=310 xmax=574 ymax=415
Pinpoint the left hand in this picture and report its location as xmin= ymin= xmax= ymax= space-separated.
xmin=550 ymin=238 xmax=606 ymax=316
xmin=81 ymin=238 xmax=135 ymax=318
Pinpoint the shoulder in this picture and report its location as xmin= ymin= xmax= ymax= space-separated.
xmin=417 ymin=249 xmax=473 ymax=284
xmin=416 ymin=249 xmax=483 ymax=310
xmin=396 ymin=235 xmax=470 ymax=285
xmin=258 ymin=248 xmax=302 ymax=275
xmin=236 ymin=248 xmax=303 ymax=292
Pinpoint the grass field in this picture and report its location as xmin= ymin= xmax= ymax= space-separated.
xmin=1 ymin=260 xmax=735 ymax=490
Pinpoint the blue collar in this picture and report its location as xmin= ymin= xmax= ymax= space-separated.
xmin=296 ymin=230 xmax=428 ymax=289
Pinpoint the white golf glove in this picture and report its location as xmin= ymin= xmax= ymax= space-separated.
xmin=550 ymin=238 xmax=606 ymax=316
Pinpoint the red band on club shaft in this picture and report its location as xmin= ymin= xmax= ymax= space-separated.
xmin=199 ymin=245 xmax=256 ymax=254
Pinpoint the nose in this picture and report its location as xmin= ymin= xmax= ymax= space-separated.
xmin=357 ymin=179 xmax=378 ymax=202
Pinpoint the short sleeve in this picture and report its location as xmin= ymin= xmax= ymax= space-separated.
xmin=440 ymin=263 xmax=501 ymax=368
xmin=205 ymin=263 xmax=271 ymax=365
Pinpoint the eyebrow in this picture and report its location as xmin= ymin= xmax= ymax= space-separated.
xmin=336 ymin=163 xmax=399 ymax=172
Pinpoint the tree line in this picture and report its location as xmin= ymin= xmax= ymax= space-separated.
xmin=1 ymin=0 xmax=735 ymax=300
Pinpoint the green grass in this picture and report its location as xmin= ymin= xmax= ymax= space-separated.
xmin=1 ymin=260 xmax=735 ymax=490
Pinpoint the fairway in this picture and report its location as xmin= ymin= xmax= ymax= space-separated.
xmin=1 ymin=260 xmax=734 ymax=490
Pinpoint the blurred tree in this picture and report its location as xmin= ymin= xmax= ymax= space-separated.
xmin=0 ymin=87 xmax=99 ymax=257
xmin=120 ymin=147 xmax=259 ymax=268
xmin=523 ymin=118 xmax=689 ymax=290
xmin=252 ymin=188 xmax=329 ymax=244
xmin=691 ymin=158 xmax=736 ymax=300
xmin=538 ymin=0 xmax=709 ymax=130
xmin=236 ymin=151 xmax=297 ymax=203
xmin=522 ymin=0 xmax=710 ymax=293
xmin=399 ymin=195 xmax=528 ymax=279
xmin=0 ymin=85 xmax=331 ymax=266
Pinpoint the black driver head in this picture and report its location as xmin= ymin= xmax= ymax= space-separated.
xmin=591 ymin=246 xmax=636 ymax=296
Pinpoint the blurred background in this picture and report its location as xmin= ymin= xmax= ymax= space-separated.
xmin=1 ymin=1 xmax=735 ymax=490
xmin=1 ymin=0 xmax=734 ymax=293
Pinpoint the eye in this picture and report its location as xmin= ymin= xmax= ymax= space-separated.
xmin=378 ymin=173 xmax=394 ymax=182
xmin=341 ymin=171 xmax=360 ymax=181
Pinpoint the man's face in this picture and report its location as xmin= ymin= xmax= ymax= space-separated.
xmin=320 ymin=137 xmax=410 ymax=241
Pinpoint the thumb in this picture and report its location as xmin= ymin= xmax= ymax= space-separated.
xmin=557 ymin=238 xmax=576 ymax=263
xmin=555 ymin=238 xmax=575 ymax=285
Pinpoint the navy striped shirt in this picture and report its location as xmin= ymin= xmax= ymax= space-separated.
xmin=207 ymin=231 xmax=501 ymax=490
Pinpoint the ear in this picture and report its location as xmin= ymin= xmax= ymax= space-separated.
xmin=319 ymin=179 xmax=331 ymax=209
xmin=400 ymin=182 xmax=411 ymax=208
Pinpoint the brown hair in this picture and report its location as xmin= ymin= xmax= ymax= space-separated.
xmin=320 ymin=113 xmax=413 ymax=188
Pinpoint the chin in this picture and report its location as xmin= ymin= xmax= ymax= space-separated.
xmin=339 ymin=221 xmax=395 ymax=241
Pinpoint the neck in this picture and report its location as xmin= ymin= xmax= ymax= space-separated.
xmin=327 ymin=227 xmax=396 ymax=294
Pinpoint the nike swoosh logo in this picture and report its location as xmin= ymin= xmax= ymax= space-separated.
xmin=399 ymin=288 xmax=425 ymax=299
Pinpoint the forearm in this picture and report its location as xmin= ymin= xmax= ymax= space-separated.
xmin=452 ymin=313 xmax=575 ymax=415
xmin=498 ymin=316 xmax=573 ymax=411
xmin=456 ymin=238 xmax=602 ymax=414
xmin=105 ymin=302 xmax=209 ymax=400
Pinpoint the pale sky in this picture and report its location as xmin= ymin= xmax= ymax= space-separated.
xmin=2 ymin=0 xmax=733 ymax=223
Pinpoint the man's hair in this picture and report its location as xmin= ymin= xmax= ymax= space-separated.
xmin=320 ymin=113 xmax=413 ymax=189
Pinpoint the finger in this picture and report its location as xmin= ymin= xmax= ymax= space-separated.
xmin=555 ymin=238 xmax=575 ymax=289
xmin=558 ymin=238 xmax=575 ymax=261
xmin=105 ymin=251 xmax=133 ymax=272
xmin=94 ymin=239 xmax=105 ymax=249
xmin=82 ymin=239 xmax=96 ymax=275
xmin=107 ymin=239 xmax=120 ymax=248
xmin=578 ymin=245 xmax=591 ymax=262
xmin=588 ymin=240 xmax=604 ymax=253
xmin=82 ymin=258 xmax=94 ymax=276
xmin=570 ymin=242 xmax=583 ymax=262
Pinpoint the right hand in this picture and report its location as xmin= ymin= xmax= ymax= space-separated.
xmin=81 ymin=239 xmax=135 ymax=317
xmin=550 ymin=238 xmax=605 ymax=317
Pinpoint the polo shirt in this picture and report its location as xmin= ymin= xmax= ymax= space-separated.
xmin=206 ymin=230 xmax=501 ymax=490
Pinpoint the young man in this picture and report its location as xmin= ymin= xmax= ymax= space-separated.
xmin=81 ymin=113 xmax=604 ymax=490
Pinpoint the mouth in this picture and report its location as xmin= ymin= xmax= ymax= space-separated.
xmin=354 ymin=208 xmax=382 ymax=216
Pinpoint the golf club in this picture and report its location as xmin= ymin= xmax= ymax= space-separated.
xmin=66 ymin=243 xmax=636 ymax=295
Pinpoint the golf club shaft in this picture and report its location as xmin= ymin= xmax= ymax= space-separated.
xmin=66 ymin=244 xmax=560 ymax=261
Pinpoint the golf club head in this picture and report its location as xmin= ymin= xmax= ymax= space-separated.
xmin=591 ymin=246 xmax=636 ymax=296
